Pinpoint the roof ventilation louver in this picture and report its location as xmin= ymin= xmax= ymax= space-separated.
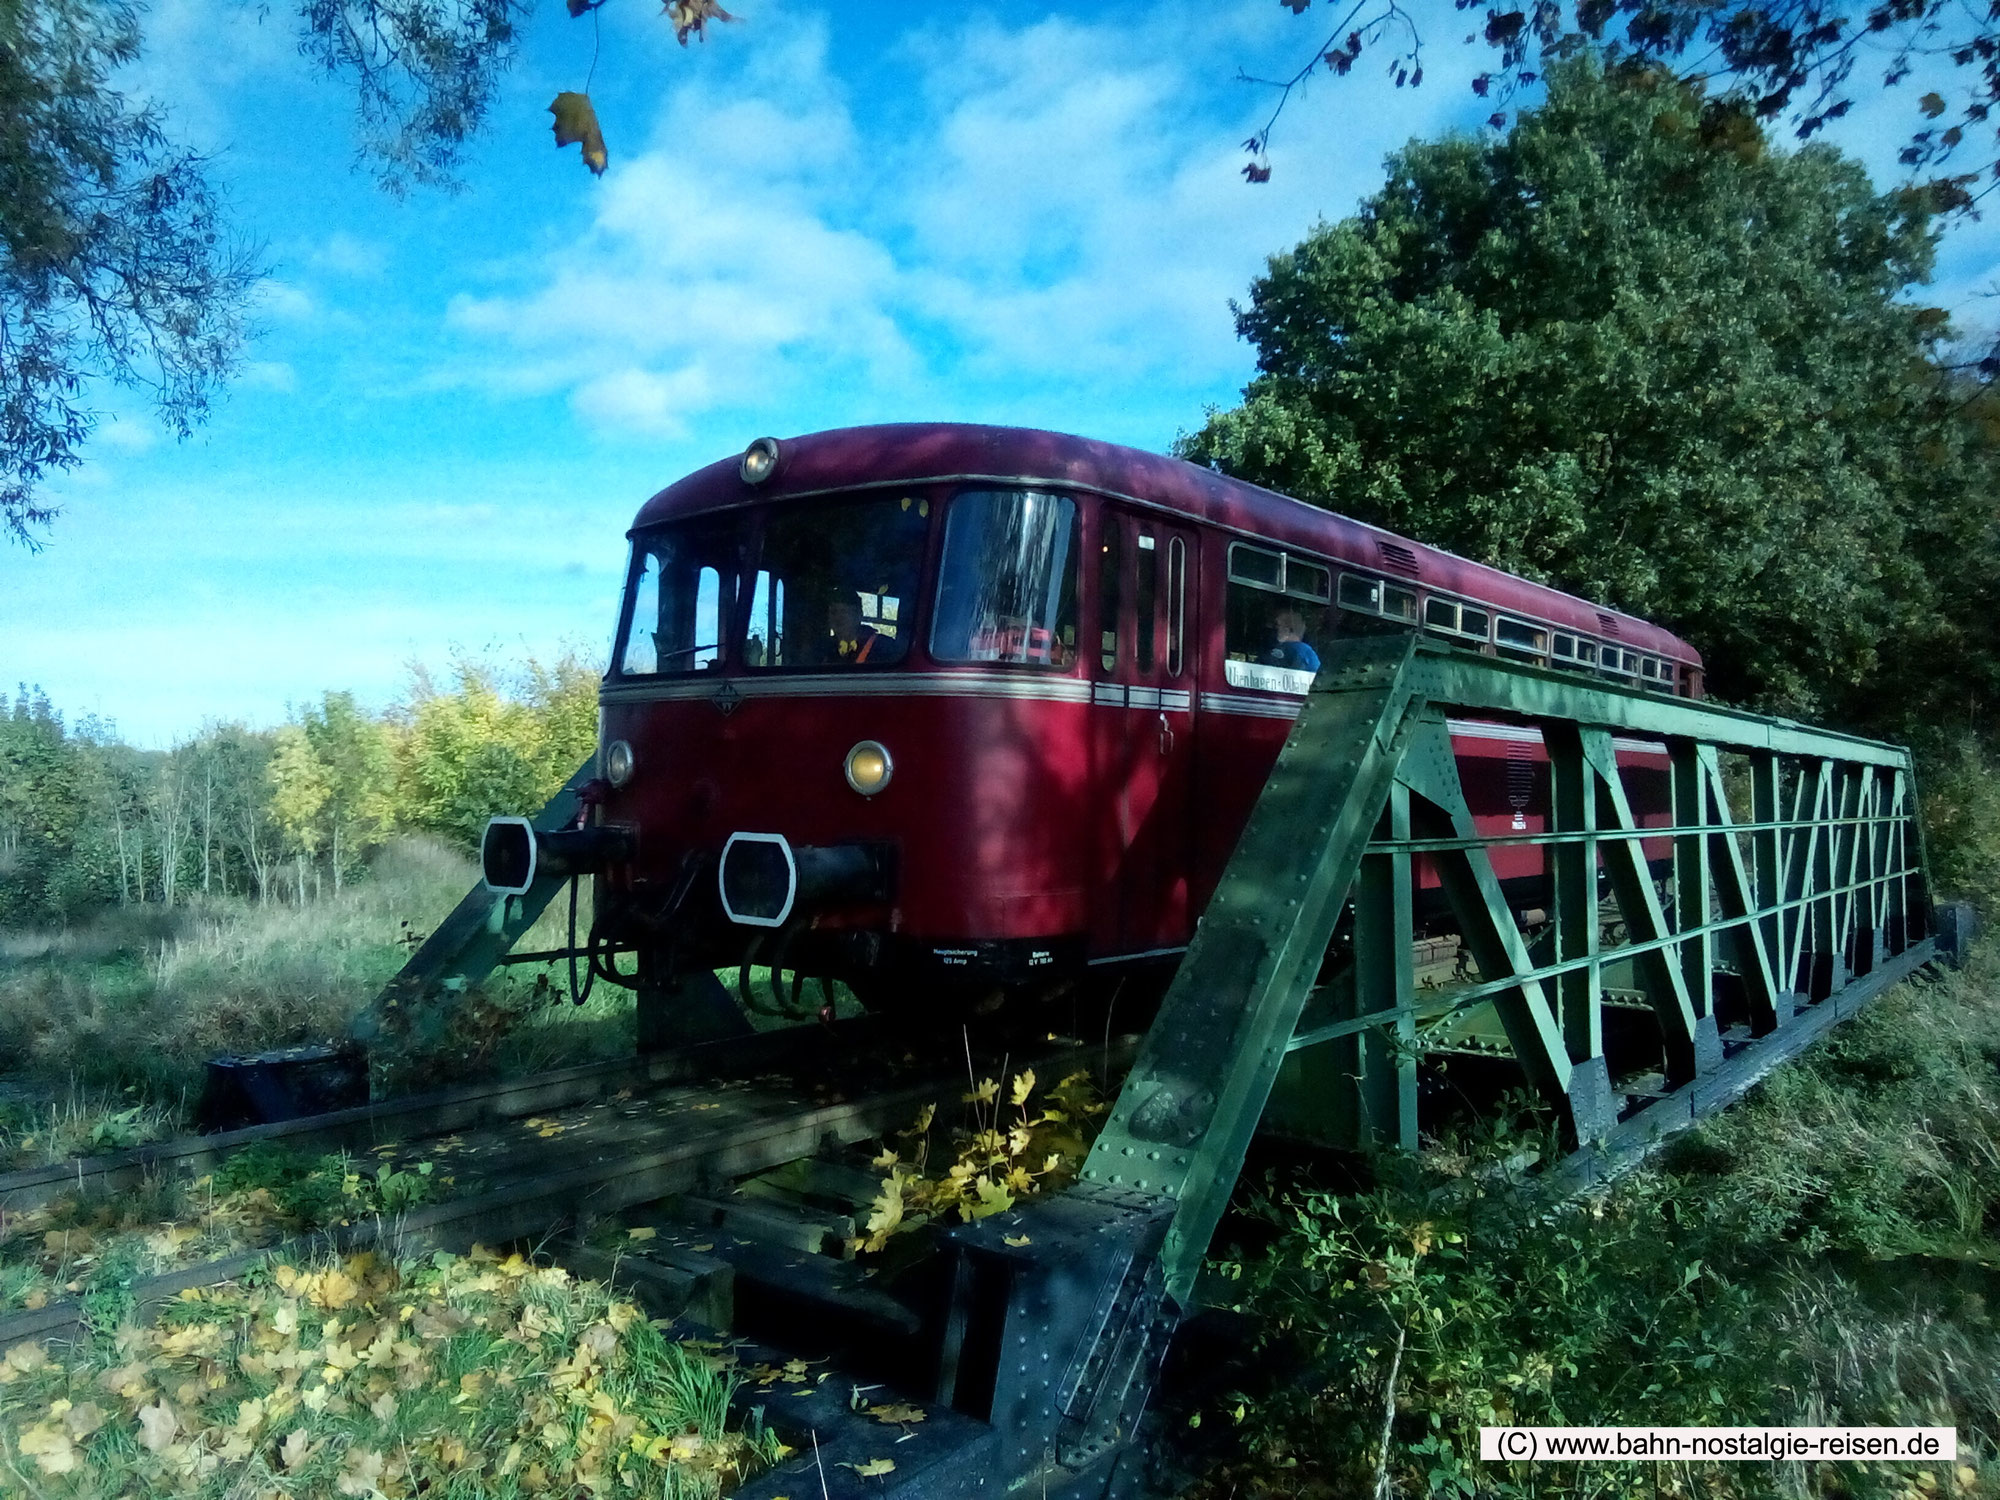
xmin=1596 ymin=612 xmax=1622 ymax=637
xmin=1376 ymin=540 xmax=1421 ymax=577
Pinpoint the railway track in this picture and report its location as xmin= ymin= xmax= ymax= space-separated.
xmin=0 ymin=1020 xmax=1134 ymax=1354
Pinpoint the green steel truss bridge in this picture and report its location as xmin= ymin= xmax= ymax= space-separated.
xmin=328 ymin=632 xmax=1965 ymax=1498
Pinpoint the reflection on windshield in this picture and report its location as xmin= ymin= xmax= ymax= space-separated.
xmin=615 ymin=495 xmax=930 ymax=676
xmin=930 ymin=490 xmax=1079 ymax=667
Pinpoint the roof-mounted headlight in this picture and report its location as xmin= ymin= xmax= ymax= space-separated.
xmin=740 ymin=436 xmax=781 ymax=486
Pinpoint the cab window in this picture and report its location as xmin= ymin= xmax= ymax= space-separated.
xmin=616 ymin=517 xmax=738 ymax=676
xmin=931 ymin=489 xmax=1080 ymax=666
xmin=750 ymin=493 xmax=929 ymax=668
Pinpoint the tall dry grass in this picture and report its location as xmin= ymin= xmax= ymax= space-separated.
xmin=0 ymin=837 xmax=632 ymax=1129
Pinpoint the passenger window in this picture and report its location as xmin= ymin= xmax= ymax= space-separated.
xmin=1338 ymin=573 xmax=1417 ymax=623
xmin=1135 ymin=532 xmax=1158 ymax=673
xmin=1496 ymin=617 xmax=1548 ymax=661
xmin=1552 ymin=632 xmax=1577 ymax=661
xmin=1287 ymin=558 xmax=1332 ymax=603
xmin=1423 ymin=597 xmax=1487 ymax=643
xmin=1575 ymin=639 xmax=1598 ymax=667
xmin=1167 ymin=536 xmax=1186 ymax=677
xmin=1229 ymin=543 xmax=1283 ymax=589
xmin=1097 ymin=522 xmax=1121 ymax=673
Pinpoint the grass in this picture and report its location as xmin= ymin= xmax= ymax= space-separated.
xmin=0 ymin=838 xmax=640 ymax=1143
xmin=1196 ymin=942 xmax=2000 ymax=1500
xmin=0 ymin=1245 xmax=785 ymax=1498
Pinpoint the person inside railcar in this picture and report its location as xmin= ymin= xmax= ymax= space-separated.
xmin=1263 ymin=605 xmax=1321 ymax=672
xmin=825 ymin=592 xmax=881 ymax=664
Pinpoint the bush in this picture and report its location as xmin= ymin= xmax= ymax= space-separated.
xmin=1203 ymin=948 xmax=2000 ymax=1498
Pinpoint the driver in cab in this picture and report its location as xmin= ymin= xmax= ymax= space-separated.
xmin=827 ymin=592 xmax=880 ymax=664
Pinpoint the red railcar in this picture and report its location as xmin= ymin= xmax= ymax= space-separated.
xmin=580 ymin=424 xmax=1700 ymax=1000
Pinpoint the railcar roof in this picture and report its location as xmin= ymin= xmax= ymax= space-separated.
xmin=632 ymin=423 xmax=1699 ymax=665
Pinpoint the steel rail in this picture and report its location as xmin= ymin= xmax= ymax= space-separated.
xmin=0 ymin=1037 xmax=1125 ymax=1352
xmin=0 ymin=1017 xmax=894 ymax=1218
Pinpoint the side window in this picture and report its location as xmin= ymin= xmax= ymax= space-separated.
xmin=1495 ymin=617 xmax=1548 ymax=662
xmin=1424 ymin=597 xmax=1489 ymax=645
xmin=1135 ymin=532 xmax=1158 ymax=673
xmin=1337 ymin=573 xmax=1417 ymax=627
xmin=1167 ymin=536 xmax=1186 ymax=677
xmin=1098 ymin=521 xmax=1121 ymax=672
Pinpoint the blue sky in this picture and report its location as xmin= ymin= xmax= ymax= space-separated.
xmin=7 ymin=0 xmax=1996 ymax=745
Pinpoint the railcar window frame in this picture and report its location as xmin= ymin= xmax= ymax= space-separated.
xmin=930 ymin=487 xmax=1083 ymax=670
xmin=1336 ymin=572 xmax=1417 ymax=624
xmin=1495 ymin=616 xmax=1550 ymax=662
xmin=1423 ymin=596 xmax=1490 ymax=644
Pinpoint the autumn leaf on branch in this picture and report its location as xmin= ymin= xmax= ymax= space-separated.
xmin=549 ymin=92 xmax=608 ymax=176
xmin=665 ymin=0 xmax=736 ymax=46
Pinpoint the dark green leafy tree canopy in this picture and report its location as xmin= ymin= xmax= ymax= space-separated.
xmin=1183 ymin=57 xmax=2000 ymax=723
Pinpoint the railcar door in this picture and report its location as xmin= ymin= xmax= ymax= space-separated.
xmin=1091 ymin=509 xmax=1198 ymax=958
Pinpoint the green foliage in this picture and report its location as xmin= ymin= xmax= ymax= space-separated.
xmin=393 ymin=652 xmax=599 ymax=852
xmin=1913 ymin=732 xmax=2000 ymax=914
xmin=211 ymin=1143 xmax=441 ymax=1229
xmin=1183 ymin=57 xmax=2000 ymax=725
xmin=0 ymin=0 xmax=258 ymax=546
xmin=1207 ymin=949 xmax=2000 ymax=1498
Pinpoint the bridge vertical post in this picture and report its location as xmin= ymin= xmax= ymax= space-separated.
xmin=1548 ymin=726 xmax=1602 ymax=1070
xmin=1787 ymin=759 xmax=1830 ymax=999
xmin=1671 ymin=741 xmax=1714 ymax=1025
xmin=1353 ymin=782 xmax=1418 ymax=1150
xmin=1749 ymin=752 xmax=1793 ymax=1022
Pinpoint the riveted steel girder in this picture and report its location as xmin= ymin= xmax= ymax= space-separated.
xmin=1088 ymin=636 xmax=1942 ymax=1306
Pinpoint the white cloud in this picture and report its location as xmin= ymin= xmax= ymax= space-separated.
xmin=312 ymin=232 xmax=388 ymax=278
xmin=254 ymin=280 xmax=316 ymax=322
xmin=240 ymin=360 xmax=298 ymax=392
xmin=435 ymin=4 xmax=1482 ymax=445
xmin=93 ymin=415 xmax=158 ymax=452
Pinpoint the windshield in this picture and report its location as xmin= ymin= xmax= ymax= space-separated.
xmin=930 ymin=489 xmax=1079 ymax=667
xmin=615 ymin=494 xmax=931 ymax=676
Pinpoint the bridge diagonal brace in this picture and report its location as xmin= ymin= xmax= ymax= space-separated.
xmin=1558 ymin=725 xmax=1710 ymax=1082
xmin=1082 ymin=634 xmax=1425 ymax=1307
xmin=1697 ymin=747 xmax=1784 ymax=1032
xmin=352 ymin=758 xmax=599 ymax=1056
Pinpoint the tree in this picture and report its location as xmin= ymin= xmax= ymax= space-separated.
xmin=269 ymin=692 xmax=396 ymax=895
xmin=1183 ymin=57 xmax=2000 ymax=724
xmin=1 ymin=0 xmax=259 ymax=546
xmin=392 ymin=651 xmax=598 ymax=849
xmin=1252 ymin=0 xmax=2000 ymax=229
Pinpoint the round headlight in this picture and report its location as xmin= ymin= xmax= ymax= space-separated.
xmin=740 ymin=436 xmax=780 ymax=486
xmin=604 ymin=739 xmax=636 ymax=787
xmin=844 ymin=740 xmax=892 ymax=797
